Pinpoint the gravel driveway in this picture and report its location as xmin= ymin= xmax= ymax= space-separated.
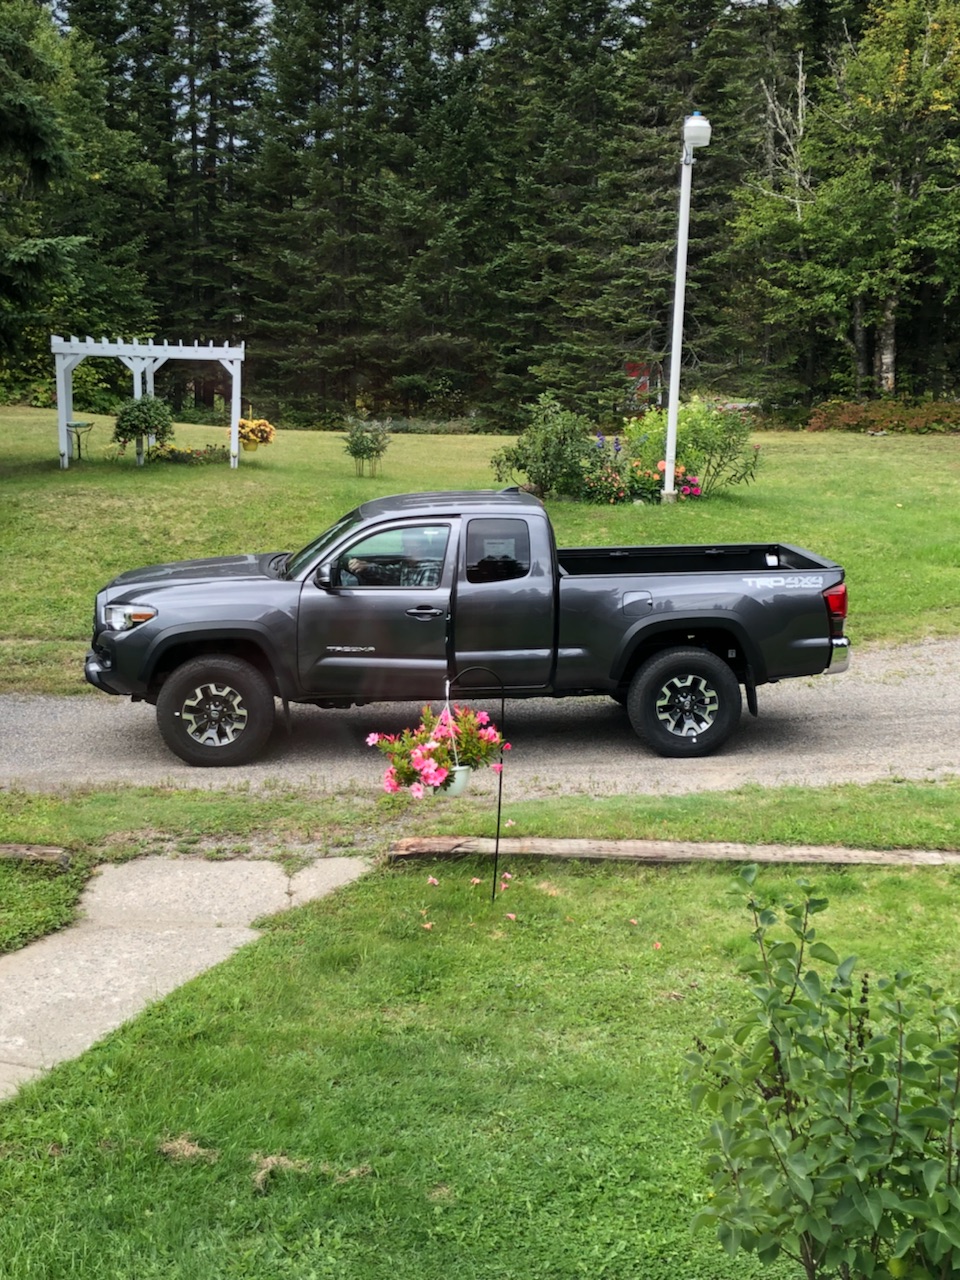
xmin=1 ymin=638 xmax=957 ymax=798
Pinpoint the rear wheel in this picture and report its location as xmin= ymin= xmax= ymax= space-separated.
xmin=627 ymin=647 xmax=741 ymax=758
xmin=156 ymin=655 xmax=275 ymax=766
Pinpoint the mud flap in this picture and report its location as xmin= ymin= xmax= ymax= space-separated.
xmin=744 ymin=672 xmax=759 ymax=718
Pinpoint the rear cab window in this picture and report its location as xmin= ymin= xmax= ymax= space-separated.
xmin=465 ymin=518 xmax=531 ymax=583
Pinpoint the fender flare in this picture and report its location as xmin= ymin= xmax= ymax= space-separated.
xmin=138 ymin=622 xmax=299 ymax=699
xmin=609 ymin=613 xmax=766 ymax=686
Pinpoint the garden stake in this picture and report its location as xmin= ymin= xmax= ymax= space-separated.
xmin=448 ymin=668 xmax=507 ymax=904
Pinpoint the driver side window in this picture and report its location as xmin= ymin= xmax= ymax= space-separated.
xmin=336 ymin=524 xmax=449 ymax=587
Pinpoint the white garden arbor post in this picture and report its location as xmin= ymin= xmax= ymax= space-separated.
xmin=50 ymin=336 xmax=246 ymax=468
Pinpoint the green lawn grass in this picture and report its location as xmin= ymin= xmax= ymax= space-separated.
xmin=3 ymin=408 xmax=959 ymax=1276
xmin=3 ymin=857 xmax=960 ymax=1279
xmin=2 ymin=407 xmax=959 ymax=692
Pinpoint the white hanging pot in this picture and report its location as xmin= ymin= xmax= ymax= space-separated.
xmin=444 ymin=765 xmax=472 ymax=797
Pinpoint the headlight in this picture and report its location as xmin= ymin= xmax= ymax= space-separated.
xmin=103 ymin=604 xmax=158 ymax=632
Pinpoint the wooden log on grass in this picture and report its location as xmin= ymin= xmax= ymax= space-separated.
xmin=388 ymin=836 xmax=960 ymax=867
xmin=0 ymin=844 xmax=71 ymax=867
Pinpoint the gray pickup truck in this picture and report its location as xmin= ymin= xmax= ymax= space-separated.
xmin=85 ymin=489 xmax=849 ymax=766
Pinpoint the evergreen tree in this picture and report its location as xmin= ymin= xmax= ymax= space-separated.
xmin=64 ymin=0 xmax=264 ymax=407
xmin=731 ymin=0 xmax=960 ymax=399
xmin=0 ymin=0 xmax=78 ymax=356
xmin=620 ymin=0 xmax=728 ymax=400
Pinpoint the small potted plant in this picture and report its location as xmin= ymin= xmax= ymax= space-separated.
xmin=367 ymin=704 xmax=509 ymax=798
xmin=236 ymin=417 xmax=276 ymax=451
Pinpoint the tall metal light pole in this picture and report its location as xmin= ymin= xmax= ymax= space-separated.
xmin=662 ymin=112 xmax=711 ymax=503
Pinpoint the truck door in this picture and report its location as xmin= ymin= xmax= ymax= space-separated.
xmin=297 ymin=521 xmax=454 ymax=700
xmin=452 ymin=516 xmax=554 ymax=690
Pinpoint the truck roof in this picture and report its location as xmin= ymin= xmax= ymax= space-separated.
xmin=355 ymin=489 xmax=544 ymax=520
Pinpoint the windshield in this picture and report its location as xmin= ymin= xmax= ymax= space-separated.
xmin=285 ymin=511 xmax=361 ymax=578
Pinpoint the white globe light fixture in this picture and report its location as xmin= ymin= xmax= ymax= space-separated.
xmin=662 ymin=112 xmax=711 ymax=503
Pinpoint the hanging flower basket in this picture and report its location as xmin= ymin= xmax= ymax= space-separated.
xmin=236 ymin=418 xmax=276 ymax=447
xmin=367 ymin=704 xmax=509 ymax=798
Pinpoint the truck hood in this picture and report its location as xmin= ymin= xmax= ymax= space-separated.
xmin=103 ymin=553 xmax=283 ymax=593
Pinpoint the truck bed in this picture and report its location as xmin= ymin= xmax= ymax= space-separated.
xmin=556 ymin=543 xmax=836 ymax=577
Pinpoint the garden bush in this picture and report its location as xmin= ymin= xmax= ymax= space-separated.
xmin=807 ymin=399 xmax=960 ymax=434
xmin=632 ymin=401 xmax=760 ymax=498
xmin=492 ymin=395 xmax=759 ymax=504
xmin=686 ymin=865 xmax=960 ymax=1280
xmin=490 ymin=394 xmax=597 ymax=497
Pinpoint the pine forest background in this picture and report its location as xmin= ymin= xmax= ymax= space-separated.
xmin=3 ymin=0 xmax=960 ymax=428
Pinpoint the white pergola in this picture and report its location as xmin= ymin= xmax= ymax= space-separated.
xmin=51 ymin=335 xmax=246 ymax=468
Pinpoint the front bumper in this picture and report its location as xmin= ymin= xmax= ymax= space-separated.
xmin=84 ymin=647 xmax=134 ymax=696
xmin=825 ymin=636 xmax=851 ymax=674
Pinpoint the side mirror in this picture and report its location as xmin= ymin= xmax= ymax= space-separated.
xmin=314 ymin=562 xmax=334 ymax=590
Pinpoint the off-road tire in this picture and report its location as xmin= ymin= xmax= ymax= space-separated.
xmin=627 ymin=646 xmax=741 ymax=758
xmin=156 ymin=655 xmax=275 ymax=766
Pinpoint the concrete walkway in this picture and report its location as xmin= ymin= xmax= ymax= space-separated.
xmin=0 ymin=856 xmax=368 ymax=1102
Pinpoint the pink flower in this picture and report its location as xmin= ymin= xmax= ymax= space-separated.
xmin=505 ymin=819 xmax=516 ymax=828
xmin=410 ymin=782 xmax=425 ymax=800
xmin=653 ymin=941 xmax=662 ymax=950
xmin=366 ymin=732 xmax=381 ymax=745
xmin=422 ymin=921 xmax=434 ymax=930
xmin=691 ymin=487 xmax=701 ymax=497
xmin=503 ymin=742 xmax=512 ymax=751
xmin=501 ymin=872 xmax=513 ymax=881
xmin=505 ymin=913 xmax=516 ymax=922
xmin=490 ymin=762 xmax=503 ymax=775
xmin=478 ymin=726 xmax=499 ymax=742
xmin=383 ymin=769 xmax=400 ymax=794
xmin=629 ymin=919 xmax=638 ymax=926
xmin=470 ymin=877 xmax=482 ymax=886
xmin=499 ymin=882 xmax=508 ymax=892
xmin=476 ymin=711 xmax=490 ymax=724
xmin=427 ymin=876 xmax=439 ymax=886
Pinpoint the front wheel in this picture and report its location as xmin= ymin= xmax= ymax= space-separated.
xmin=156 ymin=655 xmax=276 ymax=766
xmin=627 ymin=647 xmax=742 ymax=758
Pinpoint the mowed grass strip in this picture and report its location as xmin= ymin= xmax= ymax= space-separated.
xmin=2 ymin=408 xmax=959 ymax=692
xmin=2 ymin=776 xmax=959 ymax=957
xmin=4 ymin=858 xmax=960 ymax=1280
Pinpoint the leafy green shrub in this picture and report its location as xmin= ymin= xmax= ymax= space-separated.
xmin=636 ymin=400 xmax=760 ymax=498
xmin=342 ymin=417 xmax=391 ymax=476
xmin=807 ymin=399 xmax=960 ymax=434
xmin=111 ymin=396 xmax=175 ymax=454
xmin=489 ymin=394 xmax=596 ymax=497
xmin=686 ymin=864 xmax=960 ymax=1280
xmin=625 ymin=405 xmax=755 ymax=500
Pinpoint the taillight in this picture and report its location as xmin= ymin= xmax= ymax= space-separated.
xmin=823 ymin=583 xmax=847 ymax=636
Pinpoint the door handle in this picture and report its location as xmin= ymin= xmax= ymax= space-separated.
xmin=406 ymin=605 xmax=444 ymax=619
